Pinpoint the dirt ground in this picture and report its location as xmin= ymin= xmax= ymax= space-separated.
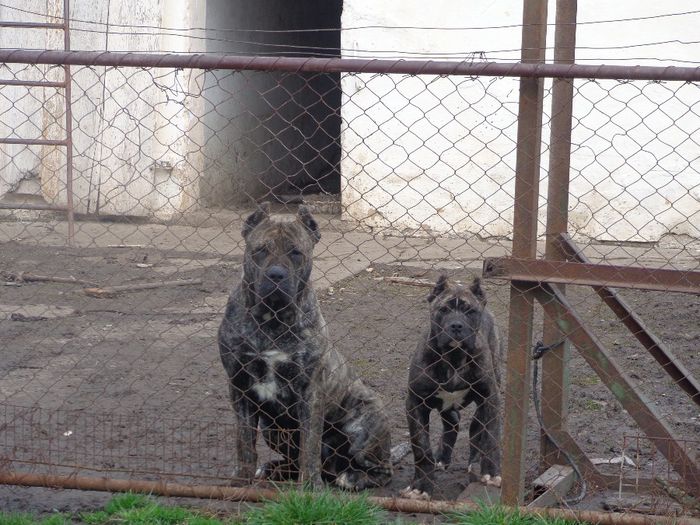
xmin=0 ymin=220 xmax=698 ymax=518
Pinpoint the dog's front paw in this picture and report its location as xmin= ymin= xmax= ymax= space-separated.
xmin=480 ymin=474 xmax=502 ymax=487
xmin=400 ymin=485 xmax=431 ymax=500
xmin=400 ymin=476 xmax=434 ymax=500
xmin=335 ymin=472 xmax=360 ymax=491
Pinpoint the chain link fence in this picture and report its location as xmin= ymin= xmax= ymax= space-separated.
xmin=0 ymin=51 xmax=699 ymax=519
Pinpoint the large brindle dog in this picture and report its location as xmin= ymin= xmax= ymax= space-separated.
xmin=401 ymin=275 xmax=503 ymax=500
xmin=218 ymin=202 xmax=393 ymax=490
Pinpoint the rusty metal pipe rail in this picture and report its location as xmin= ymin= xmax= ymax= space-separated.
xmin=2 ymin=49 xmax=700 ymax=81
xmin=0 ymin=471 xmax=697 ymax=525
xmin=0 ymin=79 xmax=66 ymax=88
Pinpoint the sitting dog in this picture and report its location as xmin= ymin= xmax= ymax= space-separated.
xmin=401 ymin=275 xmax=503 ymax=500
xmin=218 ymin=202 xmax=393 ymax=490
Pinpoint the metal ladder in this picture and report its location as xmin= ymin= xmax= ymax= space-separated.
xmin=0 ymin=0 xmax=74 ymax=245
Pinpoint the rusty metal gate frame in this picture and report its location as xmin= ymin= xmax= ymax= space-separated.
xmin=0 ymin=0 xmax=75 ymax=245
xmin=1 ymin=0 xmax=700 ymax=516
xmin=482 ymin=0 xmax=700 ymax=506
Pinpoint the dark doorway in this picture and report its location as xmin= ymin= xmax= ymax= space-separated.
xmin=202 ymin=1 xmax=342 ymax=206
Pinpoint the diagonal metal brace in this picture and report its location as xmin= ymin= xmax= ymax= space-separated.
xmin=534 ymin=282 xmax=700 ymax=495
xmin=557 ymin=234 xmax=700 ymax=407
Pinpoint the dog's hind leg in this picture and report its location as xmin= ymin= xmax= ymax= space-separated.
xmin=333 ymin=413 xmax=393 ymax=491
xmin=231 ymin=387 xmax=259 ymax=481
xmin=436 ymin=408 xmax=460 ymax=471
xmin=401 ymin=393 xmax=436 ymax=499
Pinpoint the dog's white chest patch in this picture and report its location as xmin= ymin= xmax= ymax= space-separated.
xmin=436 ymin=389 xmax=468 ymax=409
xmin=252 ymin=380 xmax=278 ymax=400
xmin=252 ymin=350 xmax=291 ymax=401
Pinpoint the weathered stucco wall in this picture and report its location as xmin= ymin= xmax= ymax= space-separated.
xmin=0 ymin=0 xmax=206 ymax=218
xmin=340 ymin=1 xmax=700 ymax=242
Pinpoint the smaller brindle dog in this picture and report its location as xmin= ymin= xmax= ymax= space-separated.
xmin=401 ymin=275 xmax=503 ymax=500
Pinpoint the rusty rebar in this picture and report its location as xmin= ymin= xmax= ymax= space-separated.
xmin=0 ymin=471 xmax=696 ymax=525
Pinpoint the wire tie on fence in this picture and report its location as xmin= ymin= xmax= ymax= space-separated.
xmin=531 ymin=339 xmax=566 ymax=360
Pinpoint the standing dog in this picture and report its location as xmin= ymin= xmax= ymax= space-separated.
xmin=218 ymin=202 xmax=393 ymax=490
xmin=401 ymin=275 xmax=503 ymax=500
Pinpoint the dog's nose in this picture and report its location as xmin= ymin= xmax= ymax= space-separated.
xmin=449 ymin=321 xmax=464 ymax=333
xmin=265 ymin=265 xmax=288 ymax=283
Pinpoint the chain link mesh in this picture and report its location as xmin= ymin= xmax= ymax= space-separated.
xmin=0 ymin=57 xmax=698 ymax=515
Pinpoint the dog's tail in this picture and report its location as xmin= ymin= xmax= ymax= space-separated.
xmin=390 ymin=441 xmax=412 ymax=465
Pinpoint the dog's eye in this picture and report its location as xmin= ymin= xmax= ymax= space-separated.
xmin=289 ymin=248 xmax=303 ymax=259
xmin=253 ymin=246 xmax=268 ymax=258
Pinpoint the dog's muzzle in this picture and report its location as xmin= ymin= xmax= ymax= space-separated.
xmin=258 ymin=264 xmax=294 ymax=305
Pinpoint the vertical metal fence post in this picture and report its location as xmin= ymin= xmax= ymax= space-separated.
xmin=500 ymin=0 xmax=549 ymax=505
xmin=63 ymin=0 xmax=75 ymax=247
xmin=540 ymin=0 xmax=577 ymax=466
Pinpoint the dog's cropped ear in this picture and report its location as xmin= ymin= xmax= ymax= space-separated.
xmin=427 ymin=274 xmax=449 ymax=303
xmin=470 ymin=277 xmax=486 ymax=304
xmin=242 ymin=202 xmax=271 ymax=239
xmin=297 ymin=205 xmax=321 ymax=244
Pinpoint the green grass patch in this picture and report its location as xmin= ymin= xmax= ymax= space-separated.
xmin=573 ymin=375 xmax=601 ymax=387
xmin=0 ymin=491 xmax=593 ymax=525
xmin=0 ymin=513 xmax=71 ymax=525
xmin=450 ymin=503 xmax=586 ymax=525
xmin=79 ymin=492 xmax=239 ymax=525
xmin=581 ymin=399 xmax=605 ymax=412
xmin=245 ymin=489 xmax=384 ymax=525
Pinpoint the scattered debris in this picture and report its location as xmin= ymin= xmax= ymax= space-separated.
xmin=106 ymin=244 xmax=146 ymax=249
xmin=602 ymin=494 xmax=676 ymax=515
xmin=83 ymin=279 xmax=203 ymax=298
xmin=2 ymin=271 xmax=97 ymax=287
xmin=10 ymin=313 xmax=48 ymax=322
xmin=0 ymin=304 xmax=76 ymax=320
xmin=135 ymin=263 xmax=154 ymax=268
xmin=375 ymin=276 xmax=435 ymax=287
xmin=590 ymin=454 xmax=637 ymax=467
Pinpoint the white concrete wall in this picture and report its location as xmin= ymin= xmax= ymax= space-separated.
xmin=0 ymin=0 xmax=206 ymax=218
xmin=340 ymin=1 xmax=700 ymax=242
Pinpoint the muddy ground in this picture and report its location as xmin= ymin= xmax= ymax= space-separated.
xmin=0 ymin=233 xmax=698 ymax=518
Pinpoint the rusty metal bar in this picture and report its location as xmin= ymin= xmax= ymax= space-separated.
xmin=534 ymin=283 xmax=700 ymax=495
xmin=500 ymin=0 xmax=548 ymax=506
xmin=2 ymin=49 xmax=700 ymax=81
xmin=0 ymin=21 xmax=64 ymax=29
xmin=63 ymin=0 xmax=75 ymax=247
xmin=540 ymin=0 xmax=577 ymax=466
xmin=0 ymin=471 xmax=696 ymax=525
xmin=0 ymin=138 xmax=67 ymax=146
xmin=0 ymin=79 xmax=65 ymax=88
xmin=557 ymin=234 xmax=700 ymax=406
xmin=483 ymin=256 xmax=700 ymax=294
